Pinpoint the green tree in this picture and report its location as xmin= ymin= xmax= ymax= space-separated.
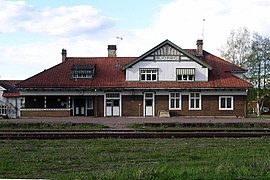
xmin=219 ymin=27 xmax=251 ymax=68
xmin=245 ymin=33 xmax=270 ymax=115
xmin=220 ymin=28 xmax=270 ymax=116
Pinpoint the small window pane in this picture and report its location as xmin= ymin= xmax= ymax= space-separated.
xmin=147 ymin=74 xmax=151 ymax=80
xmin=171 ymin=99 xmax=175 ymax=108
xmin=221 ymin=98 xmax=226 ymax=108
xmin=146 ymin=99 xmax=152 ymax=106
xmin=176 ymin=99 xmax=180 ymax=108
xmin=152 ymin=74 xmax=157 ymax=80
xmin=227 ymin=98 xmax=232 ymax=108
xmin=141 ymin=74 xmax=145 ymax=80
xmin=191 ymin=99 xmax=194 ymax=108
xmin=183 ymin=75 xmax=188 ymax=80
xmin=87 ymin=98 xmax=93 ymax=109
xmin=106 ymin=100 xmax=112 ymax=106
xmin=196 ymin=99 xmax=200 ymax=108
xmin=113 ymin=100 xmax=119 ymax=106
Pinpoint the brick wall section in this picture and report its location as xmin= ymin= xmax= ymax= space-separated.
xmin=155 ymin=95 xmax=169 ymax=116
xmin=21 ymin=110 xmax=70 ymax=117
xmin=122 ymin=95 xmax=143 ymax=116
xmin=169 ymin=95 xmax=247 ymax=117
xmin=21 ymin=94 xmax=247 ymax=117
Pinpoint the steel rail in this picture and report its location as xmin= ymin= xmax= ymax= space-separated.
xmin=0 ymin=130 xmax=270 ymax=139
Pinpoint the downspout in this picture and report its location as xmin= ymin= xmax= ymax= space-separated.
xmin=15 ymin=97 xmax=18 ymax=118
xmin=95 ymin=89 xmax=97 ymax=117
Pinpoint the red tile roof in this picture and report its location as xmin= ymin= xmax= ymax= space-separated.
xmin=17 ymin=51 xmax=252 ymax=90
xmin=0 ymin=80 xmax=21 ymax=97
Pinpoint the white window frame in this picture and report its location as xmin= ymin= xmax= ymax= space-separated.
xmin=87 ymin=97 xmax=93 ymax=110
xmin=169 ymin=93 xmax=181 ymax=110
xmin=189 ymin=93 xmax=201 ymax=110
xmin=72 ymin=70 xmax=93 ymax=79
xmin=104 ymin=93 xmax=122 ymax=117
xmin=143 ymin=92 xmax=155 ymax=117
xmin=0 ymin=105 xmax=7 ymax=115
xmin=140 ymin=68 xmax=158 ymax=81
xmin=177 ymin=74 xmax=195 ymax=81
xmin=176 ymin=68 xmax=195 ymax=82
xmin=219 ymin=96 xmax=234 ymax=110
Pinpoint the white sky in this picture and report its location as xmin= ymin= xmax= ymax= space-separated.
xmin=0 ymin=0 xmax=269 ymax=80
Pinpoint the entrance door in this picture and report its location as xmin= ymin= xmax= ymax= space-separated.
xmin=106 ymin=99 xmax=120 ymax=117
xmin=144 ymin=93 xmax=154 ymax=116
xmin=74 ymin=98 xmax=86 ymax=116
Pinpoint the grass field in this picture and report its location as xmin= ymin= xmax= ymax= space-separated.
xmin=128 ymin=122 xmax=270 ymax=130
xmin=0 ymin=138 xmax=270 ymax=179
xmin=0 ymin=123 xmax=108 ymax=130
xmin=247 ymin=114 xmax=270 ymax=119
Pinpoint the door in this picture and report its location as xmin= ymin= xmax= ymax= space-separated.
xmin=106 ymin=99 xmax=120 ymax=116
xmin=74 ymin=98 xmax=86 ymax=116
xmin=145 ymin=99 xmax=153 ymax=116
xmin=87 ymin=97 xmax=94 ymax=116
xmin=144 ymin=92 xmax=154 ymax=117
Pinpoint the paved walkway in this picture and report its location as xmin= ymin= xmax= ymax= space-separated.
xmin=1 ymin=117 xmax=270 ymax=129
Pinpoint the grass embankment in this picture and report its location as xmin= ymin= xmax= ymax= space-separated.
xmin=0 ymin=123 xmax=109 ymax=130
xmin=128 ymin=122 xmax=270 ymax=130
xmin=247 ymin=114 xmax=270 ymax=119
xmin=0 ymin=138 xmax=270 ymax=179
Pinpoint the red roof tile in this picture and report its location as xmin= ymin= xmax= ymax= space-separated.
xmin=17 ymin=51 xmax=252 ymax=90
xmin=0 ymin=80 xmax=22 ymax=97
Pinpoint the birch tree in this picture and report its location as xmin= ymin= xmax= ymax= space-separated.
xmin=246 ymin=33 xmax=270 ymax=116
xmin=220 ymin=28 xmax=270 ymax=116
xmin=219 ymin=27 xmax=251 ymax=68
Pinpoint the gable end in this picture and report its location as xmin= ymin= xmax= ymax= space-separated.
xmin=122 ymin=39 xmax=212 ymax=70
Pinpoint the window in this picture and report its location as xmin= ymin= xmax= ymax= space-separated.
xmin=219 ymin=96 xmax=233 ymax=110
xmin=169 ymin=93 xmax=181 ymax=110
xmin=176 ymin=68 xmax=195 ymax=81
xmin=189 ymin=93 xmax=201 ymax=110
xmin=73 ymin=71 xmax=93 ymax=78
xmin=0 ymin=105 xmax=7 ymax=115
xmin=140 ymin=68 xmax=158 ymax=81
xmin=71 ymin=64 xmax=96 ymax=79
xmin=106 ymin=93 xmax=120 ymax=98
xmin=87 ymin=98 xmax=93 ymax=109
xmin=145 ymin=93 xmax=153 ymax=98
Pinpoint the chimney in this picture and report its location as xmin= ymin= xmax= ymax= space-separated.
xmin=196 ymin=39 xmax=203 ymax=57
xmin=108 ymin=45 xmax=117 ymax=57
xmin=62 ymin=49 xmax=67 ymax=62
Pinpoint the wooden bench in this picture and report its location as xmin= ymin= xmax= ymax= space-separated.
xmin=158 ymin=110 xmax=170 ymax=117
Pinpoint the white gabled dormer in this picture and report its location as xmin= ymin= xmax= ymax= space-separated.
xmin=122 ymin=39 xmax=212 ymax=82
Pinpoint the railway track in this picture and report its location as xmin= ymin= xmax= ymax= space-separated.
xmin=1 ymin=129 xmax=270 ymax=139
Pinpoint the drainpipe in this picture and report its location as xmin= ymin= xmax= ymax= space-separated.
xmin=15 ymin=97 xmax=18 ymax=118
xmin=95 ymin=89 xmax=97 ymax=117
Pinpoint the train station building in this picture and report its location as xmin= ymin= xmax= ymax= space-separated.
xmin=17 ymin=39 xmax=252 ymax=117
